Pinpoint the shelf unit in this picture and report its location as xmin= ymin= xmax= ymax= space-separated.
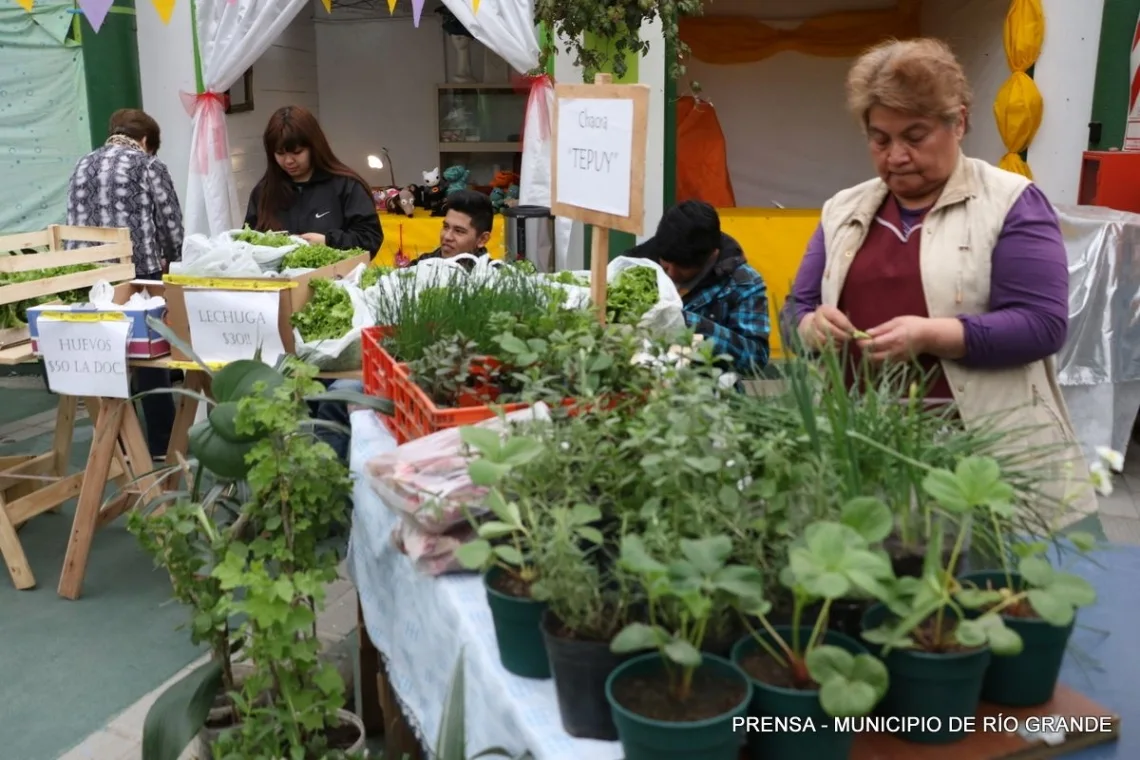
xmin=435 ymin=84 xmax=524 ymax=182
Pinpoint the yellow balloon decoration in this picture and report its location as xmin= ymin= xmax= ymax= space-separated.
xmin=993 ymin=0 xmax=1044 ymax=178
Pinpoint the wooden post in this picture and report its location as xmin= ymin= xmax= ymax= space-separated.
xmin=551 ymin=72 xmax=650 ymax=323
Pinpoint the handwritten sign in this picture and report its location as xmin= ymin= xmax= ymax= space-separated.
xmin=556 ymin=98 xmax=635 ymax=217
xmin=183 ymin=288 xmax=286 ymax=365
xmin=551 ymin=81 xmax=649 ymax=236
xmin=38 ymin=315 xmax=131 ymax=398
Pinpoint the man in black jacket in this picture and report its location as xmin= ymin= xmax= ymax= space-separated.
xmin=406 ymin=190 xmax=494 ymax=271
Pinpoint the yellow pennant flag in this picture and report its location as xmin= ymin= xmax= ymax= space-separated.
xmin=387 ymin=0 xmax=397 ymax=13
xmin=472 ymin=0 xmax=479 ymax=11
xmin=151 ymin=0 xmax=175 ymax=23
xmin=320 ymin=0 xmax=331 ymax=11
xmin=16 ymin=0 xmax=33 ymax=11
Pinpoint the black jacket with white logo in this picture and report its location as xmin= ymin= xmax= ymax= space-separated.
xmin=244 ymin=169 xmax=383 ymax=253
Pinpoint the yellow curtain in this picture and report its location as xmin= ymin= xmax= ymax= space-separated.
xmin=678 ymin=0 xmax=922 ymax=65
xmin=993 ymin=0 xmax=1045 ymax=178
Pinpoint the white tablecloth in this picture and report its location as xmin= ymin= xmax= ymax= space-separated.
xmin=346 ymin=411 xmax=624 ymax=760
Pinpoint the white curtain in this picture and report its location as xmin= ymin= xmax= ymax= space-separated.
xmin=439 ymin=0 xmax=573 ymax=268
xmin=183 ymin=0 xmax=312 ymax=237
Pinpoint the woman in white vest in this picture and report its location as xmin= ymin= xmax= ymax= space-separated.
xmin=787 ymin=37 xmax=1095 ymax=519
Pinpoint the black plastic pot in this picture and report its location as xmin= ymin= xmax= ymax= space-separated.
xmin=958 ymin=570 xmax=1075 ymax=707
xmin=541 ymin=612 xmax=628 ymax=740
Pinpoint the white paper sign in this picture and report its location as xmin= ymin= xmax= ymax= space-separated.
xmin=38 ymin=317 xmax=131 ymax=399
xmin=184 ymin=288 xmax=287 ymax=365
xmin=556 ymin=97 xmax=635 ymax=217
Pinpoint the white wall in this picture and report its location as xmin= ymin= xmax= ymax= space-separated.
xmin=227 ymin=6 xmax=321 ymax=214
xmin=137 ymin=0 xmax=196 ymax=206
xmin=640 ymin=18 xmax=666 ymax=243
xmin=681 ymin=0 xmax=1015 ymax=208
xmin=315 ymin=13 xmax=466 ymax=187
xmin=1030 ymin=0 xmax=1105 ymax=204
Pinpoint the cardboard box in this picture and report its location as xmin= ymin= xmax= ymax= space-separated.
xmin=27 ymin=281 xmax=170 ymax=359
xmin=162 ymin=255 xmax=368 ymax=362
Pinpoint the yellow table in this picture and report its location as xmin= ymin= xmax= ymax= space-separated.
xmin=373 ymin=210 xmax=506 ymax=268
xmin=718 ymin=207 xmax=819 ymax=358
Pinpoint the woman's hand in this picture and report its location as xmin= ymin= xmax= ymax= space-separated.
xmin=300 ymin=233 xmax=326 ymax=245
xmin=800 ymin=305 xmax=857 ymax=349
xmin=858 ymin=316 xmax=932 ymax=362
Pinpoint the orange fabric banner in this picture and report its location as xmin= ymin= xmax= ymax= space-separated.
xmin=679 ymin=0 xmax=921 ymax=65
xmin=676 ymin=95 xmax=736 ymax=208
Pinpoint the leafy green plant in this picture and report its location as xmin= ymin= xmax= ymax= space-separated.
xmin=291 ymin=279 xmax=354 ymax=341
xmin=957 ymin=551 xmax=1096 ymax=628
xmin=409 ymin=332 xmax=482 ymax=406
xmin=360 ymin=264 xmax=393 ymax=289
xmin=609 ymin=534 xmax=762 ymax=702
xmin=731 ymin=509 xmax=893 ymax=717
xmin=233 ymin=225 xmax=296 ymax=247
xmin=0 ymin=263 xmax=99 ymax=327
xmin=535 ymin=0 xmax=705 ymax=81
xmin=281 ymin=244 xmax=363 ymax=270
xmin=453 ymin=427 xmax=548 ymax=591
xmin=606 ymin=265 xmax=658 ymax=326
xmin=860 ymin=457 xmax=1025 ymax=656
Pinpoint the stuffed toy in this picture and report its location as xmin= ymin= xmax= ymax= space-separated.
xmin=416 ymin=167 xmax=447 ymax=217
xmin=504 ymin=184 xmax=520 ymax=209
xmin=385 ymin=187 xmax=415 ymax=217
xmin=443 ymin=165 xmax=470 ymax=196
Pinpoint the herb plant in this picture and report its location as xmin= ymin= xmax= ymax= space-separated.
xmin=610 ymin=534 xmax=763 ymax=702
xmin=408 ymin=332 xmax=481 ymax=407
xmin=453 ymin=427 xmax=548 ymax=593
xmin=291 ymin=279 xmax=355 ymax=341
xmin=732 ymin=510 xmax=893 ymax=717
xmin=860 ymin=457 xmax=1025 ymax=656
xmin=360 ymin=264 xmax=393 ymax=289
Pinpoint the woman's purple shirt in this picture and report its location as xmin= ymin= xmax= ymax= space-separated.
xmin=788 ymin=184 xmax=1069 ymax=367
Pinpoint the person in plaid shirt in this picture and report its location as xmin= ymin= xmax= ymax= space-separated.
xmin=632 ymin=201 xmax=770 ymax=374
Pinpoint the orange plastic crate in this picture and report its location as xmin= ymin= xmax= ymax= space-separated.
xmin=390 ymin=364 xmax=529 ymax=442
xmin=361 ymin=326 xmax=401 ymax=438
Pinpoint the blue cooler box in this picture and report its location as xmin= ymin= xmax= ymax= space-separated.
xmin=27 ymin=282 xmax=170 ymax=359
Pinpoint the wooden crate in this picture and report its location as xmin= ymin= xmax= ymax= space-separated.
xmin=0 ymin=225 xmax=134 ymax=362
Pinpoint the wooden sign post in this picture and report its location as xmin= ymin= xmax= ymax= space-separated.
xmin=551 ymin=73 xmax=650 ymax=323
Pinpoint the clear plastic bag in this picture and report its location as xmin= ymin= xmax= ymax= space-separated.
xmin=363 ymin=403 xmax=552 ymax=534
xmin=391 ymin=521 xmax=476 ymax=576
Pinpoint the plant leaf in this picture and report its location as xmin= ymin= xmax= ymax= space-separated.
xmin=711 ymin=565 xmax=765 ymax=599
xmin=1018 ymin=556 xmax=1054 ymax=587
xmin=986 ymin=622 xmax=1024 ymax=656
xmin=819 ymin=678 xmax=879 ymax=718
xmin=305 ymin=389 xmax=394 ymax=417
xmin=679 ymin=535 xmax=733 ymax=576
xmin=840 ymin=497 xmax=893 ymax=543
xmin=493 ymin=545 xmax=524 ymax=565
xmin=476 ymin=521 xmax=516 ymax=540
xmin=141 ymin=658 xmax=223 ymax=760
xmin=1046 ymin=572 xmax=1096 ymax=607
xmin=1067 ymin=531 xmax=1097 ymax=553
xmin=468 ymin=460 xmax=509 ymax=487
xmin=921 ymin=468 xmax=969 ymax=513
xmin=210 ymin=358 xmax=283 ymax=402
xmin=435 ymin=649 xmax=467 ymax=760
xmin=804 ymin=645 xmax=854 ymax=683
xmin=459 ymin=426 xmax=502 ymax=458
xmin=954 ymin=619 xmax=987 ymax=648
xmin=610 ymin=622 xmax=667 ymax=654
xmin=454 ymin=540 xmax=492 ymax=570
xmin=1026 ymin=589 xmax=1075 ymax=626
xmin=663 ymin=638 xmax=702 ymax=668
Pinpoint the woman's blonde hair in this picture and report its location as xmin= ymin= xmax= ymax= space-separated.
xmin=846 ymin=38 xmax=972 ymax=129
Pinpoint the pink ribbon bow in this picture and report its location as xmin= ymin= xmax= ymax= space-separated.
xmin=513 ymin=72 xmax=553 ymax=145
xmin=179 ymin=90 xmax=231 ymax=175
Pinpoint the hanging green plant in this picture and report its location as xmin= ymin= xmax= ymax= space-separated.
xmin=535 ymin=0 xmax=706 ymax=82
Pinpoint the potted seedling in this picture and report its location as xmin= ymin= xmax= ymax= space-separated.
xmin=861 ymin=456 xmax=1023 ymax=745
xmin=729 ymin=507 xmax=894 ymax=760
xmin=605 ymin=534 xmax=757 ymax=760
xmin=532 ymin=507 xmax=633 ymax=740
xmin=954 ymin=448 xmax=1116 ymax=706
xmin=454 ymin=426 xmax=551 ymax=679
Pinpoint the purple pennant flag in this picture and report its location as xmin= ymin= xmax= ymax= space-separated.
xmin=78 ymin=0 xmax=114 ymax=32
xmin=411 ymin=0 xmax=425 ymax=27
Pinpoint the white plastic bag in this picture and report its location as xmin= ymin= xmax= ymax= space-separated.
xmin=607 ymin=256 xmax=685 ymax=336
xmin=175 ymin=233 xmax=265 ymax=277
xmin=363 ymin=403 xmax=552 ymax=534
xmin=222 ymin=229 xmax=306 ymax=273
xmin=293 ymin=280 xmax=374 ymax=371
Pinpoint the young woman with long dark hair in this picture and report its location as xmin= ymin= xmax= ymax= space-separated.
xmin=244 ymin=105 xmax=383 ymax=252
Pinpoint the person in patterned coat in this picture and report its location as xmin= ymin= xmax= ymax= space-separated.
xmin=65 ymin=108 xmax=183 ymax=459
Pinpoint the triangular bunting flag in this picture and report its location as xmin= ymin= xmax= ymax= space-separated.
xmin=16 ymin=0 xmax=34 ymax=12
xmin=472 ymin=0 xmax=479 ymax=11
xmin=151 ymin=0 xmax=175 ymax=23
xmin=386 ymin=0 xmax=396 ymax=13
xmin=320 ymin=0 xmax=331 ymax=12
xmin=78 ymin=0 xmax=114 ymax=32
xmin=411 ymin=0 xmax=424 ymax=26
